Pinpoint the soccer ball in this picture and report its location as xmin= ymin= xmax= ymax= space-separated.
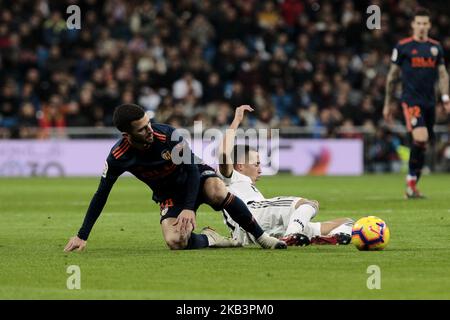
xmin=351 ymin=216 xmax=390 ymax=251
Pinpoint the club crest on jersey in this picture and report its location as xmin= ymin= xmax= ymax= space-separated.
xmin=161 ymin=150 xmax=172 ymax=160
xmin=430 ymin=46 xmax=438 ymax=56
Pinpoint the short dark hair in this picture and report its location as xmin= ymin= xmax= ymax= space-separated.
xmin=112 ymin=104 xmax=146 ymax=132
xmin=232 ymin=144 xmax=257 ymax=164
xmin=413 ymin=7 xmax=431 ymax=19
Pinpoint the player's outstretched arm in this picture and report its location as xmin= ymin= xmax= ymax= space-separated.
xmin=64 ymin=175 xmax=118 ymax=252
xmin=218 ymin=105 xmax=254 ymax=177
xmin=383 ymin=63 xmax=401 ymax=122
xmin=438 ymin=64 xmax=450 ymax=113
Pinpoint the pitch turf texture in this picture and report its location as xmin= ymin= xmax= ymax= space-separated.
xmin=1 ymin=174 xmax=449 ymax=299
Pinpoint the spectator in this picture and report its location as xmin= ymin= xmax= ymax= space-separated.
xmin=37 ymin=94 xmax=66 ymax=138
xmin=172 ymin=72 xmax=203 ymax=100
xmin=0 ymin=0 xmax=449 ymax=169
xmin=18 ymin=102 xmax=39 ymax=138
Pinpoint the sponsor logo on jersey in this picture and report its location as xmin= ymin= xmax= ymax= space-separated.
xmin=411 ymin=57 xmax=436 ymax=68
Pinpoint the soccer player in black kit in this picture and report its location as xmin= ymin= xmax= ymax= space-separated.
xmin=64 ymin=104 xmax=286 ymax=251
xmin=383 ymin=8 xmax=450 ymax=198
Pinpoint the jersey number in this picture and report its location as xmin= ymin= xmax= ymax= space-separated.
xmin=407 ymin=106 xmax=421 ymax=118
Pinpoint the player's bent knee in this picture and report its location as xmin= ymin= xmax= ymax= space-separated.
xmin=162 ymin=226 xmax=190 ymax=250
xmin=203 ymin=177 xmax=228 ymax=206
xmin=165 ymin=237 xmax=188 ymax=250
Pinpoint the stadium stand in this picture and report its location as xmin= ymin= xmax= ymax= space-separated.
xmin=0 ymin=0 xmax=449 ymax=171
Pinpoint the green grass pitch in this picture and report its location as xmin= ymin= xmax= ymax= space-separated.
xmin=1 ymin=174 xmax=450 ymax=299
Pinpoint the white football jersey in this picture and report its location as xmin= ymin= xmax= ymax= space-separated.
xmin=219 ymin=169 xmax=299 ymax=245
xmin=219 ymin=169 xmax=265 ymax=203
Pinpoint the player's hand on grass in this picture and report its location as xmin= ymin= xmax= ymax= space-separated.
xmin=232 ymin=105 xmax=254 ymax=127
xmin=173 ymin=209 xmax=196 ymax=235
xmin=64 ymin=236 xmax=87 ymax=252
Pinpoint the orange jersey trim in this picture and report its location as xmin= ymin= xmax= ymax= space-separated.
xmin=399 ymin=37 xmax=413 ymax=45
xmin=427 ymin=38 xmax=440 ymax=45
xmin=112 ymin=140 xmax=130 ymax=159
xmin=153 ymin=131 xmax=167 ymax=142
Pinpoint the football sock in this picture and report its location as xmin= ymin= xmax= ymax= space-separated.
xmin=185 ymin=233 xmax=209 ymax=249
xmin=328 ymin=221 xmax=353 ymax=237
xmin=408 ymin=141 xmax=426 ymax=182
xmin=284 ymin=204 xmax=317 ymax=237
xmin=309 ymin=222 xmax=322 ymax=237
xmin=221 ymin=192 xmax=264 ymax=239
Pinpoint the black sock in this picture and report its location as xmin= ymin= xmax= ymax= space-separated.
xmin=185 ymin=233 xmax=209 ymax=250
xmin=220 ymin=192 xmax=264 ymax=239
xmin=408 ymin=141 xmax=426 ymax=182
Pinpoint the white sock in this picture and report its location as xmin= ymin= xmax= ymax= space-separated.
xmin=284 ymin=204 xmax=316 ymax=237
xmin=309 ymin=222 xmax=322 ymax=237
xmin=328 ymin=221 xmax=353 ymax=237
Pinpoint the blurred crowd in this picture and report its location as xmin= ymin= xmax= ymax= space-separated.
xmin=1 ymin=0 xmax=450 ymax=169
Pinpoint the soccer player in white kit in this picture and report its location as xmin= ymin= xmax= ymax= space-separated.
xmin=218 ymin=105 xmax=354 ymax=246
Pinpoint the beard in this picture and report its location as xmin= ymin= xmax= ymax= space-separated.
xmin=130 ymin=133 xmax=153 ymax=148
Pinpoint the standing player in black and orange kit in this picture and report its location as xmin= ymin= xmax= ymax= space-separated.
xmin=383 ymin=8 xmax=450 ymax=199
xmin=64 ymin=104 xmax=286 ymax=251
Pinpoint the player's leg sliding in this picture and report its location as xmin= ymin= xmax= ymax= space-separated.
xmin=279 ymin=199 xmax=353 ymax=246
xmin=200 ymin=226 xmax=242 ymax=248
xmin=172 ymin=228 xmax=241 ymax=250
xmin=406 ymin=140 xmax=426 ymax=199
xmin=220 ymin=192 xmax=287 ymax=249
xmin=162 ymin=218 xmax=235 ymax=250
xmin=309 ymin=219 xmax=353 ymax=245
xmin=184 ymin=232 xmax=210 ymax=249
xmin=280 ymin=203 xmax=318 ymax=246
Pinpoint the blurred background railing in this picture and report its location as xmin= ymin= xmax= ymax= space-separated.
xmin=2 ymin=124 xmax=447 ymax=174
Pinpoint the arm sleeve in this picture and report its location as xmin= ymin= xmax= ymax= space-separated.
xmin=219 ymin=169 xmax=234 ymax=185
xmin=77 ymin=160 xmax=123 ymax=240
xmin=391 ymin=44 xmax=403 ymax=66
xmin=438 ymin=44 xmax=445 ymax=65
xmin=220 ymin=169 xmax=249 ymax=186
